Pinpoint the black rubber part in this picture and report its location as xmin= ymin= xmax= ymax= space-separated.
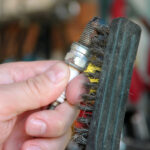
xmin=86 ymin=18 xmax=141 ymax=150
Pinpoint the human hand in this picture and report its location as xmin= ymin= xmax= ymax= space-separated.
xmin=0 ymin=61 xmax=85 ymax=150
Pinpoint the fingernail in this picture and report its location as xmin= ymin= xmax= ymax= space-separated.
xmin=46 ymin=63 xmax=69 ymax=83
xmin=26 ymin=145 xmax=41 ymax=150
xmin=27 ymin=119 xmax=47 ymax=136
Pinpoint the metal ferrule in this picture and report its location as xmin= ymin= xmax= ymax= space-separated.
xmin=65 ymin=42 xmax=89 ymax=71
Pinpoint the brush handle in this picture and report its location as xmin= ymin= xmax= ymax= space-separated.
xmin=86 ymin=18 xmax=141 ymax=150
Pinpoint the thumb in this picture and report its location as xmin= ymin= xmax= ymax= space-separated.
xmin=0 ymin=63 xmax=69 ymax=120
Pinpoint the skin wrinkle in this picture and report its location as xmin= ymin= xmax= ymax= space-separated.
xmin=10 ymin=65 xmax=43 ymax=83
xmin=24 ymin=76 xmax=52 ymax=109
xmin=0 ymin=61 xmax=59 ymax=83
xmin=25 ymin=78 xmax=43 ymax=102
xmin=0 ymin=61 xmax=85 ymax=150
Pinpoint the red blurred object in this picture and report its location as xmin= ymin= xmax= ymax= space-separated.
xmin=111 ymin=0 xmax=126 ymax=18
xmin=129 ymin=67 xmax=146 ymax=103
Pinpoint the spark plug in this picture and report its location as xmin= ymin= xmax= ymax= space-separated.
xmin=49 ymin=17 xmax=98 ymax=110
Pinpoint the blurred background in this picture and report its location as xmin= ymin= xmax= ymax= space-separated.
xmin=0 ymin=0 xmax=150 ymax=149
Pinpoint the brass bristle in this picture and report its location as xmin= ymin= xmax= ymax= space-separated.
xmin=73 ymin=134 xmax=87 ymax=145
xmin=78 ymin=104 xmax=94 ymax=112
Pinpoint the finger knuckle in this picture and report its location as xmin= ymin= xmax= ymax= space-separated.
xmin=25 ymin=78 xmax=41 ymax=98
xmin=25 ymin=74 xmax=50 ymax=98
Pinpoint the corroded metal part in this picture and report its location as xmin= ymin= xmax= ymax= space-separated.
xmin=65 ymin=42 xmax=89 ymax=71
